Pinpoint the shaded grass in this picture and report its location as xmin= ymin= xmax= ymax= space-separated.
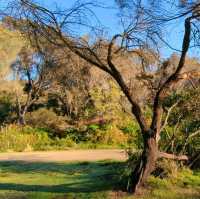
xmin=0 ymin=160 xmax=124 ymax=199
xmin=0 ymin=161 xmax=199 ymax=199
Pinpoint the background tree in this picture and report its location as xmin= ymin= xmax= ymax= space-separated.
xmin=11 ymin=45 xmax=51 ymax=125
xmin=46 ymin=47 xmax=92 ymax=121
xmin=0 ymin=24 xmax=24 ymax=124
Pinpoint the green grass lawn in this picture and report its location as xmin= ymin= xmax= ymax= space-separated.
xmin=0 ymin=160 xmax=198 ymax=199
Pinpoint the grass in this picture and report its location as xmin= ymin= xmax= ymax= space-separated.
xmin=0 ymin=160 xmax=123 ymax=199
xmin=0 ymin=161 xmax=198 ymax=199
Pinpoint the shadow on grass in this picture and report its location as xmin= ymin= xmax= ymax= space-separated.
xmin=0 ymin=160 xmax=122 ymax=173
xmin=0 ymin=182 xmax=110 ymax=193
xmin=0 ymin=160 xmax=126 ymax=194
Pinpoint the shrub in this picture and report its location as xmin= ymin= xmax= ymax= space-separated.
xmin=0 ymin=125 xmax=48 ymax=152
xmin=154 ymin=159 xmax=179 ymax=179
xmin=0 ymin=93 xmax=13 ymax=124
xmin=64 ymin=123 xmax=130 ymax=147
xmin=83 ymin=123 xmax=129 ymax=146
xmin=26 ymin=108 xmax=68 ymax=137
xmin=96 ymin=126 xmax=128 ymax=145
xmin=51 ymin=137 xmax=76 ymax=149
xmin=0 ymin=124 xmax=76 ymax=152
xmin=120 ymin=122 xmax=143 ymax=149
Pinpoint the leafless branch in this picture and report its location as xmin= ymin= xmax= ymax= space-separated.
xmin=160 ymin=100 xmax=180 ymax=132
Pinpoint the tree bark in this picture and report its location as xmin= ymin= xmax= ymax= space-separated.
xmin=129 ymin=132 xmax=158 ymax=193
xmin=18 ymin=112 xmax=26 ymax=125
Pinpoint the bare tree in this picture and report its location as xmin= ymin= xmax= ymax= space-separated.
xmin=6 ymin=0 xmax=200 ymax=193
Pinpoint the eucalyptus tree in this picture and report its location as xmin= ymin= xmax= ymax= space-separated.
xmin=0 ymin=24 xmax=24 ymax=123
xmin=46 ymin=47 xmax=92 ymax=120
xmin=12 ymin=45 xmax=51 ymax=125
xmin=7 ymin=0 xmax=200 ymax=193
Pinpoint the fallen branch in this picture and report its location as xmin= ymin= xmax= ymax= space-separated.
xmin=158 ymin=151 xmax=189 ymax=161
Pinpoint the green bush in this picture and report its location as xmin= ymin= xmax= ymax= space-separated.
xmin=0 ymin=120 xmax=142 ymax=152
xmin=88 ymin=126 xmax=129 ymax=145
xmin=26 ymin=108 xmax=68 ymax=136
xmin=51 ymin=137 xmax=76 ymax=149
xmin=0 ymin=124 xmax=76 ymax=152
xmin=121 ymin=122 xmax=143 ymax=149
xmin=64 ymin=123 xmax=131 ymax=147
xmin=0 ymin=125 xmax=50 ymax=152
xmin=0 ymin=93 xmax=13 ymax=124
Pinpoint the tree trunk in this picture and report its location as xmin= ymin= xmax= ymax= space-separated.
xmin=129 ymin=132 xmax=158 ymax=193
xmin=18 ymin=113 xmax=26 ymax=125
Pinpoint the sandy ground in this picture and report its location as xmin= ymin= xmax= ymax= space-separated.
xmin=0 ymin=149 xmax=127 ymax=162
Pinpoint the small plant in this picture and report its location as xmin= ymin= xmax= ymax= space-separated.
xmin=153 ymin=159 xmax=179 ymax=179
xmin=87 ymin=124 xmax=100 ymax=131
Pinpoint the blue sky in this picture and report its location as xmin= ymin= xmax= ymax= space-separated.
xmin=39 ymin=0 xmax=185 ymax=58
xmin=44 ymin=0 xmax=194 ymax=58
xmin=1 ymin=0 xmax=199 ymax=59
